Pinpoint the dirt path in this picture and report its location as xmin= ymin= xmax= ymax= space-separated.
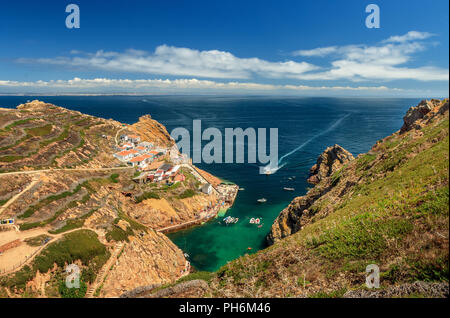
xmin=115 ymin=127 xmax=127 ymax=145
xmin=180 ymin=163 xmax=220 ymax=196
xmin=0 ymin=166 xmax=134 ymax=177
xmin=0 ymin=227 xmax=102 ymax=276
xmin=0 ymin=175 xmax=40 ymax=217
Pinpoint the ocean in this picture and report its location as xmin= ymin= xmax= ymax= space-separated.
xmin=0 ymin=95 xmax=417 ymax=271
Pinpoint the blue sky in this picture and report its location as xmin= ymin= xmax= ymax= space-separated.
xmin=0 ymin=0 xmax=448 ymax=96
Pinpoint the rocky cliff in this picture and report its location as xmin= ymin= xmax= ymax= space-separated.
xmin=267 ymin=144 xmax=354 ymax=244
xmin=0 ymin=101 xmax=220 ymax=298
xmin=129 ymin=114 xmax=175 ymax=148
xmin=168 ymin=98 xmax=448 ymax=298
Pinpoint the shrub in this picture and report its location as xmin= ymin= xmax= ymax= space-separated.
xmin=135 ymin=191 xmax=160 ymax=203
xmin=179 ymin=189 xmax=196 ymax=199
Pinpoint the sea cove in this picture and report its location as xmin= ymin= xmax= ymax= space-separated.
xmin=0 ymin=95 xmax=416 ymax=271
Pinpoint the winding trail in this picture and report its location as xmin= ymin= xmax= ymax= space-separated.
xmin=0 ymin=175 xmax=40 ymax=217
xmin=0 ymin=227 xmax=102 ymax=276
xmin=0 ymin=166 xmax=134 ymax=177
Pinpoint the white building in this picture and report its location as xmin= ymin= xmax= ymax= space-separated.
xmin=114 ymin=149 xmax=139 ymax=162
xmin=201 ymin=183 xmax=212 ymax=195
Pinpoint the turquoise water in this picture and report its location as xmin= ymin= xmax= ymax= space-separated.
xmin=0 ymin=95 xmax=417 ymax=271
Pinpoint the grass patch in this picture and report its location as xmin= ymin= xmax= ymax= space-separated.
xmin=0 ymin=155 xmax=24 ymax=162
xmin=109 ymin=173 xmax=119 ymax=183
xmin=135 ymin=191 xmax=160 ymax=203
xmin=49 ymin=208 xmax=98 ymax=234
xmin=18 ymin=182 xmax=85 ymax=219
xmin=24 ymin=234 xmax=52 ymax=247
xmin=177 ymin=271 xmax=214 ymax=284
xmin=179 ymin=189 xmax=196 ymax=199
xmin=0 ymin=230 xmax=109 ymax=291
xmin=307 ymin=213 xmax=413 ymax=261
xmin=26 ymin=124 xmax=53 ymax=136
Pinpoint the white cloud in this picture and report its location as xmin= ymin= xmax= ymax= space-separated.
xmin=17 ymin=45 xmax=318 ymax=80
xmin=292 ymin=32 xmax=448 ymax=82
xmin=383 ymin=31 xmax=434 ymax=43
xmin=13 ymin=31 xmax=449 ymax=83
xmin=293 ymin=46 xmax=338 ymax=57
xmin=0 ymin=77 xmax=400 ymax=93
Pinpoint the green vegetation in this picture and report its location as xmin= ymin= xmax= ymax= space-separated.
xmin=106 ymin=224 xmax=133 ymax=242
xmin=177 ymin=271 xmax=214 ymax=284
xmin=109 ymin=173 xmax=119 ymax=183
xmin=39 ymin=125 xmax=70 ymax=147
xmin=24 ymin=235 xmax=52 ymax=247
xmin=135 ymin=191 xmax=160 ymax=203
xmin=179 ymin=189 xmax=196 ymax=199
xmin=0 ymin=230 xmax=109 ymax=294
xmin=0 ymin=155 xmax=24 ymax=162
xmin=308 ymin=288 xmax=347 ymax=298
xmin=19 ymin=181 xmax=86 ymax=220
xmin=26 ymin=124 xmax=53 ymax=136
xmin=58 ymin=280 xmax=87 ymax=298
xmin=106 ymin=208 xmax=148 ymax=242
xmin=307 ymin=213 xmax=413 ymax=260
xmin=49 ymin=208 xmax=98 ymax=234
xmin=211 ymin=102 xmax=449 ymax=297
xmin=2 ymin=118 xmax=35 ymax=131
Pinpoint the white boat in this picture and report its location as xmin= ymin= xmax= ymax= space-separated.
xmin=283 ymin=187 xmax=295 ymax=191
xmin=257 ymin=198 xmax=267 ymax=203
xmin=238 ymin=187 xmax=245 ymax=191
xmin=223 ymin=216 xmax=238 ymax=224
xmin=250 ymin=218 xmax=261 ymax=224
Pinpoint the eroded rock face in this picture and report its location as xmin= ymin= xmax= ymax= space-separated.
xmin=99 ymin=231 xmax=186 ymax=297
xmin=266 ymin=144 xmax=354 ymax=245
xmin=129 ymin=114 xmax=175 ymax=147
xmin=307 ymin=145 xmax=354 ymax=185
xmin=400 ymin=99 xmax=440 ymax=133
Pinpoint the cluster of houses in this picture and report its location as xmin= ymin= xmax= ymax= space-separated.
xmin=114 ymin=133 xmax=213 ymax=194
xmin=113 ymin=134 xmax=167 ymax=170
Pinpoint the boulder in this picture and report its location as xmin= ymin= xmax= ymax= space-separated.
xmin=307 ymin=144 xmax=354 ymax=185
xmin=400 ymin=99 xmax=434 ymax=132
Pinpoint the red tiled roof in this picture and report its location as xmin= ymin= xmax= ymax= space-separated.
xmin=116 ymin=149 xmax=138 ymax=156
xmin=129 ymin=153 xmax=153 ymax=162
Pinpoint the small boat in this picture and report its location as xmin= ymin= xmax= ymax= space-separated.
xmin=247 ymin=247 xmax=252 ymax=250
xmin=257 ymin=198 xmax=267 ymax=203
xmin=250 ymin=218 xmax=261 ymax=224
xmin=283 ymin=187 xmax=295 ymax=191
xmin=257 ymin=224 xmax=263 ymax=228
xmin=238 ymin=187 xmax=245 ymax=191
xmin=223 ymin=216 xmax=238 ymax=224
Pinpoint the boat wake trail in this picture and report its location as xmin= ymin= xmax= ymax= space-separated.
xmin=261 ymin=113 xmax=350 ymax=174
xmin=279 ymin=113 xmax=350 ymax=164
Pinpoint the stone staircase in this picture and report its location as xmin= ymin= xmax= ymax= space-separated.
xmin=85 ymin=242 xmax=124 ymax=298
